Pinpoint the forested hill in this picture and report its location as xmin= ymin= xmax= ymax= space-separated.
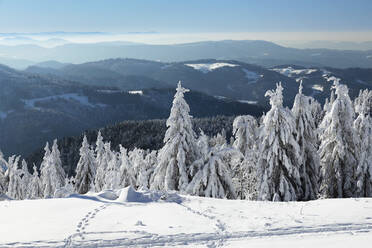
xmin=26 ymin=116 xmax=236 ymax=176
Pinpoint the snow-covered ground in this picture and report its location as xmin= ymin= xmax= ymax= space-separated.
xmin=1 ymin=187 xmax=371 ymax=247
xmin=237 ymin=100 xmax=258 ymax=105
xmin=128 ymin=90 xmax=144 ymax=95
xmin=272 ymin=67 xmax=318 ymax=78
xmin=185 ymin=63 xmax=239 ymax=73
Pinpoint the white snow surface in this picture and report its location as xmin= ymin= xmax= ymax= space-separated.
xmin=312 ymin=84 xmax=324 ymax=92
xmin=185 ymin=63 xmax=239 ymax=73
xmin=272 ymin=67 xmax=318 ymax=78
xmin=22 ymin=93 xmax=106 ymax=110
xmin=237 ymin=100 xmax=258 ymax=105
xmin=128 ymin=90 xmax=144 ymax=95
xmin=1 ymin=187 xmax=372 ymax=247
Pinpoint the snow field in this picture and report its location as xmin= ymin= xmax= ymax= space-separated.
xmin=1 ymin=188 xmax=372 ymax=247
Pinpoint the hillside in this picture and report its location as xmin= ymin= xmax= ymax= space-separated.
xmin=1 ymin=187 xmax=371 ymax=247
xmin=0 ymin=63 xmax=264 ymax=157
xmin=25 ymin=58 xmax=372 ymax=106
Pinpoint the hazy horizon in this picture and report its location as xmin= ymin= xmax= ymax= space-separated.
xmin=0 ymin=0 xmax=372 ymax=48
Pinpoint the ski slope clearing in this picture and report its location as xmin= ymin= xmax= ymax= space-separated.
xmin=0 ymin=187 xmax=372 ymax=247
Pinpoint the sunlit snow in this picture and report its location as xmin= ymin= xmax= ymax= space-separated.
xmin=128 ymin=90 xmax=144 ymax=95
xmin=185 ymin=63 xmax=239 ymax=73
xmin=272 ymin=67 xmax=317 ymax=77
xmin=1 ymin=187 xmax=372 ymax=247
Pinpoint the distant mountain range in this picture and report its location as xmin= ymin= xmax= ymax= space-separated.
xmin=0 ymin=40 xmax=372 ymax=69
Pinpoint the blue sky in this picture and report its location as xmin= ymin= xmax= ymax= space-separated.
xmin=0 ymin=0 xmax=371 ymax=33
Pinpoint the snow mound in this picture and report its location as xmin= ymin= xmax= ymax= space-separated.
xmin=116 ymin=186 xmax=183 ymax=204
xmin=97 ymin=190 xmax=119 ymax=201
xmin=185 ymin=63 xmax=238 ymax=73
xmin=0 ymin=193 xmax=12 ymax=201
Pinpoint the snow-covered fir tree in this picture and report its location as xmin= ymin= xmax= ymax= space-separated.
xmin=257 ymin=82 xmax=303 ymax=201
xmin=103 ymin=142 xmax=120 ymax=190
xmin=138 ymin=150 xmax=157 ymax=189
xmin=20 ymin=159 xmax=31 ymax=199
xmin=29 ymin=165 xmax=42 ymax=199
xmin=0 ymin=151 xmax=7 ymax=194
xmin=354 ymin=89 xmax=372 ymax=197
xmin=51 ymin=139 xmax=66 ymax=185
xmin=94 ymin=131 xmax=108 ymax=191
xmin=75 ymin=135 xmax=96 ymax=194
xmin=187 ymin=132 xmax=237 ymax=199
xmin=6 ymin=156 xmax=22 ymax=200
xmin=232 ymin=115 xmax=259 ymax=200
xmin=151 ymin=81 xmax=198 ymax=192
xmin=292 ymin=82 xmax=320 ymax=200
xmin=118 ymin=145 xmax=132 ymax=188
xmin=40 ymin=141 xmax=66 ymax=198
xmin=319 ymin=80 xmax=359 ymax=198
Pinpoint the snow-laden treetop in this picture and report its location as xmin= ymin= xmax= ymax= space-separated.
xmin=265 ymin=82 xmax=283 ymax=107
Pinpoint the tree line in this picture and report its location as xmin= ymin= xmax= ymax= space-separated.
xmin=1 ymin=80 xmax=371 ymax=201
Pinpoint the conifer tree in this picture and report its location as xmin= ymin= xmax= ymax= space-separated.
xmin=94 ymin=131 xmax=108 ymax=191
xmin=103 ymin=142 xmax=119 ymax=190
xmin=40 ymin=141 xmax=66 ymax=198
xmin=319 ymin=80 xmax=359 ymax=198
xmin=118 ymin=145 xmax=132 ymax=188
xmin=29 ymin=165 xmax=42 ymax=199
xmin=138 ymin=150 xmax=156 ymax=189
xmin=0 ymin=151 xmax=7 ymax=194
xmin=187 ymin=132 xmax=237 ymax=199
xmin=257 ymin=83 xmax=303 ymax=201
xmin=292 ymin=82 xmax=320 ymax=200
xmin=232 ymin=115 xmax=259 ymax=200
xmin=354 ymin=89 xmax=372 ymax=197
xmin=75 ymin=136 xmax=96 ymax=194
xmin=151 ymin=82 xmax=198 ymax=192
xmin=20 ymin=159 xmax=31 ymax=199
xmin=6 ymin=156 xmax=22 ymax=200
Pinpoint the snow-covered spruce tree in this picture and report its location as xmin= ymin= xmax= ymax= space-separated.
xmin=151 ymin=81 xmax=198 ymax=192
xmin=257 ymin=82 xmax=303 ymax=201
xmin=40 ymin=141 xmax=66 ymax=198
xmin=232 ymin=115 xmax=259 ymax=200
xmin=94 ymin=131 xmax=107 ymax=191
xmin=29 ymin=165 xmax=42 ymax=199
xmin=75 ymin=135 xmax=96 ymax=194
xmin=20 ymin=159 xmax=31 ymax=199
xmin=138 ymin=150 xmax=157 ymax=189
xmin=118 ymin=145 xmax=132 ymax=188
xmin=0 ymin=151 xmax=7 ymax=194
xmin=6 ymin=156 xmax=23 ymax=200
xmin=187 ymin=132 xmax=238 ymax=199
xmin=292 ymin=82 xmax=320 ymax=200
xmin=103 ymin=142 xmax=120 ymax=190
xmin=354 ymin=89 xmax=372 ymax=197
xmin=51 ymin=139 xmax=66 ymax=185
xmin=319 ymin=80 xmax=359 ymax=198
